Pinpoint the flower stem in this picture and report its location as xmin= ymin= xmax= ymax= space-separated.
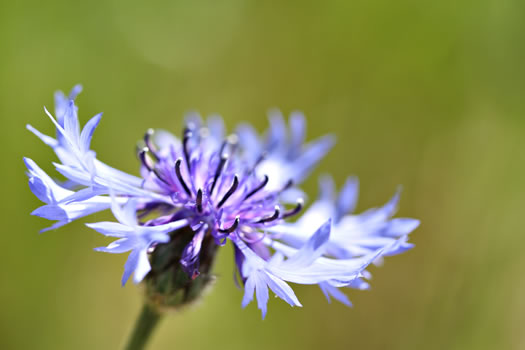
xmin=124 ymin=303 xmax=163 ymax=350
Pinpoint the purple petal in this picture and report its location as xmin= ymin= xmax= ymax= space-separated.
xmin=180 ymin=228 xmax=205 ymax=279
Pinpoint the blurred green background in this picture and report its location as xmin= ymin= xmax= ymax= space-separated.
xmin=2 ymin=0 xmax=525 ymax=349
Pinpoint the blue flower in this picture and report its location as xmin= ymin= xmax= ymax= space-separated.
xmin=25 ymin=85 xmax=419 ymax=318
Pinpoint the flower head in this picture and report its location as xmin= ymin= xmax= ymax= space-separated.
xmin=25 ymin=85 xmax=419 ymax=317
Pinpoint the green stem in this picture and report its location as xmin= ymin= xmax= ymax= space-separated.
xmin=124 ymin=303 xmax=163 ymax=350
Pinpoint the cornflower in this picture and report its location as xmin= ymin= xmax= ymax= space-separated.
xmin=25 ymin=86 xmax=419 ymax=348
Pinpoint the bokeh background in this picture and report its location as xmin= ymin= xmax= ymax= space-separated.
xmin=1 ymin=1 xmax=525 ymax=349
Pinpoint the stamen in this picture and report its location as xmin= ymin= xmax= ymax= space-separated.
xmin=209 ymin=154 xmax=228 ymax=196
xmin=246 ymin=178 xmax=294 ymax=206
xmin=182 ymin=127 xmax=193 ymax=173
xmin=199 ymin=127 xmax=210 ymax=139
xmin=153 ymin=169 xmax=170 ymax=186
xmin=255 ymin=205 xmax=281 ymax=224
xmin=217 ymin=175 xmax=239 ymax=208
xmin=143 ymin=128 xmax=159 ymax=161
xmin=227 ymin=134 xmax=239 ymax=154
xmin=147 ymin=243 xmax=157 ymax=254
xmin=245 ymin=151 xmax=267 ymax=177
xmin=227 ymin=133 xmax=239 ymax=145
xmin=254 ymin=151 xmax=267 ymax=168
xmin=174 ymin=158 xmax=192 ymax=197
xmin=139 ymin=147 xmax=154 ymax=171
xmin=219 ymin=134 xmax=239 ymax=158
xmin=282 ymin=198 xmax=304 ymax=219
xmin=219 ymin=140 xmax=228 ymax=158
xmin=219 ymin=216 xmax=240 ymax=233
xmin=196 ymin=189 xmax=203 ymax=213
xmin=282 ymin=179 xmax=294 ymax=192
xmin=244 ymin=175 xmax=269 ymax=200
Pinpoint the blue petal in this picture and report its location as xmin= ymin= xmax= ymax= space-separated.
xmin=24 ymin=157 xmax=67 ymax=202
xmin=319 ymin=282 xmax=352 ymax=306
xmin=79 ymin=113 xmax=102 ymax=153
xmin=266 ymin=109 xmax=287 ymax=151
xmin=26 ymin=124 xmax=58 ymax=148
xmin=184 ymin=111 xmax=203 ymax=129
xmin=242 ymin=273 xmax=256 ymax=308
xmin=58 ymin=187 xmax=106 ymax=204
xmin=53 ymin=163 xmax=92 ymax=184
xmin=31 ymin=205 xmax=68 ymax=221
xmin=68 ymin=84 xmax=83 ymax=99
xmin=237 ymin=124 xmax=263 ymax=162
xmin=28 ymin=173 xmax=54 ymax=203
xmin=284 ymin=219 xmax=331 ymax=268
xmin=54 ymin=85 xmax=82 ymax=126
xmin=63 ymin=100 xmax=80 ymax=144
xmin=293 ymin=135 xmax=335 ymax=183
xmin=346 ymin=278 xmax=370 ymax=290
xmin=122 ymin=249 xmax=140 ymax=286
xmin=86 ymin=222 xmax=134 ymax=237
xmin=288 ymin=111 xmax=306 ymax=158
xmin=362 ymin=188 xmax=401 ymax=221
xmin=262 ymin=273 xmax=301 ymax=308
xmin=110 ymin=198 xmax=138 ymax=227
xmin=382 ymin=235 xmax=415 ymax=256
xmin=133 ymin=250 xmax=152 ymax=284
xmin=318 ymin=175 xmax=335 ymax=200
xmin=95 ymin=237 xmax=136 ymax=253
xmin=383 ymin=218 xmax=420 ymax=237
xmin=206 ymin=114 xmax=225 ymax=142
xmin=335 ymin=176 xmax=359 ymax=221
xmin=39 ymin=221 xmax=69 ymax=233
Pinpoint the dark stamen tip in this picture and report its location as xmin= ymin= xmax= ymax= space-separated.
xmin=196 ymin=188 xmax=203 ymax=213
xmin=244 ymin=174 xmax=269 ymax=200
xmin=209 ymin=154 xmax=229 ymax=196
xmin=139 ymin=147 xmax=153 ymax=171
xmin=175 ymin=157 xmax=192 ymax=197
xmin=282 ymin=198 xmax=304 ymax=219
xmin=217 ymin=175 xmax=239 ymax=209
xmin=143 ymin=129 xmax=160 ymax=161
xmin=183 ymin=129 xmax=193 ymax=142
xmin=256 ymin=205 xmax=281 ymax=224
xmin=219 ymin=140 xmax=228 ymax=157
xmin=182 ymin=128 xmax=193 ymax=173
xmin=219 ymin=216 xmax=240 ymax=233
xmin=283 ymin=179 xmax=294 ymax=191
